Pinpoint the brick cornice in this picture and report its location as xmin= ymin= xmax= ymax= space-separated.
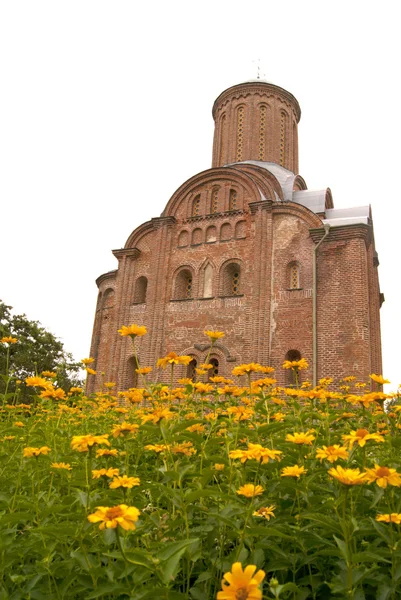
xmin=310 ymin=224 xmax=371 ymax=246
xmin=249 ymin=200 xmax=273 ymax=214
xmin=112 ymin=248 xmax=141 ymax=260
xmin=96 ymin=270 xmax=117 ymax=287
xmin=212 ymin=82 xmax=301 ymax=122
xmin=151 ymin=216 xmax=176 ymax=229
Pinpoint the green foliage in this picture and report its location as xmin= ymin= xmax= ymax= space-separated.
xmin=1 ymin=354 xmax=401 ymax=598
xmin=0 ymin=300 xmax=82 ymax=399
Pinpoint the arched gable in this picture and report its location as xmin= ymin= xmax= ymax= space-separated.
xmin=162 ymin=167 xmax=262 ymax=219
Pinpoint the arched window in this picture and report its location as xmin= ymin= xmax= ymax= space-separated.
xmin=187 ymin=358 xmax=197 ymax=382
xmin=210 ymin=187 xmax=219 ymax=214
xmin=229 ymin=189 xmax=237 ymax=211
xmin=192 ymin=195 xmax=200 ymax=217
xmin=133 ymin=276 xmax=148 ymax=303
xmin=289 ymin=263 xmax=300 ymax=289
xmin=126 ymin=356 xmax=139 ymax=389
xmin=203 ymin=263 xmax=213 ymax=298
xmin=236 ymin=106 xmax=245 ymax=161
xmin=221 ymin=262 xmax=241 ymax=296
xmin=208 ymin=358 xmax=219 ymax=379
xmin=173 ymin=269 xmax=193 ymax=300
xmin=284 ymin=349 xmax=302 ymax=386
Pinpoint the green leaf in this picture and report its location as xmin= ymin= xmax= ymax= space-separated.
xmin=333 ymin=535 xmax=350 ymax=563
xmin=156 ymin=538 xmax=199 ymax=585
xmin=86 ymin=584 xmax=128 ymax=599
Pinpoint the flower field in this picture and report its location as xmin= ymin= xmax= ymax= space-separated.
xmin=1 ymin=333 xmax=401 ymax=599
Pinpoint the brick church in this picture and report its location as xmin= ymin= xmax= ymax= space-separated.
xmin=88 ymin=80 xmax=383 ymax=392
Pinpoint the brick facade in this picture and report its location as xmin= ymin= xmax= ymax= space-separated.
xmin=88 ymin=81 xmax=383 ymax=392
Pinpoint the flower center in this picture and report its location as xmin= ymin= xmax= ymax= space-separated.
xmin=105 ymin=507 xmax=123 ymax=519
xmin=376 ymin=467 xmax=390 ymax=477
xmin=356 ymin=429 xmax=369 ymax=438
xmin=235 ymin=588 xmax=249 ymax=600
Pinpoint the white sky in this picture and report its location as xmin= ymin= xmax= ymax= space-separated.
xmin=1 ymin=1 xmax=400 ymax=390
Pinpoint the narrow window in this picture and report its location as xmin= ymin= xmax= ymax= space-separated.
xmin=187 ymin=358 xmax=197 ymax=382
xmin=289 ymin=264 xmax=300 ymax=289
xmin=127 ymin=356 xmax=139 ymax=389
xmin=192 ymin=195 xmax=200 ymax=217
xmin=236 ymin=106 xmax=244 ymax=161
xmin=211 ymin=187 xmax=219 ymax=214
xmin=229 ymin=189 xmax=237 ymax=211
xmin=174 ymin=269 xmax=194 ymax=300
xmin=258 ymin=105 xmax=267 ymax=160
xmin=133 ymin=276 xmax=148 ymax=303
xmin=284 ymin=349 xmax=302 ymax=387
xmin=208 ymin=358 xmax=219 ymax=379
xmin=221 ymin=262 xmax=241 ymax=296
xmin=232 ymin=269 xmax=240 ymax=295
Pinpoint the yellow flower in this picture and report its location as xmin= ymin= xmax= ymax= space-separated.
xmin=178 ymin=378 xmax=193 ymax=385
xmin=118 ymin=324 xmax=147 ymax=337
xmin=135 ymin=367 xmax=152 ymax=375
xmin=236 ymin=484 xmax=264 ymax=498
xmin=315 ymin=445 xmax=349 ymax=463
xmin=281 ymin=465 xmax=307 ymax=478
xmin=217 ymin=562 xmax=265 ymax=600
xmin=271 ymin=412 xmax=286 ymax=422
xmin=230 ymin=443 xmax=282 ymax=464
xmin=286 ymin=432 xmax=315 ymax=445
xmin=253 ymin=505 xmax=276 ymax=520
xmin=282 ymin=358 xmax=309 ymax=370
xmin=364 ymin=465 xmax=401 ymax=488
xmin=1 ymin=336 xmax=17 ymax=344
xmin=204 ymin=330 xmax=225 ymax=342
xmin=109 ymin=475 xmax=141 ymax=489
xmin=342 ymin=429 xmax=384 ymax=448
xmin=96 ymin=448 xmax=119 ymax=458
xmin=92 ymin=468 xmax=120 ymax=479
xmin=157 ymin=352 xmax=192 ymax=368
xmin=14 ymin=421 xmax=24 ymax=427
xmin=104 ymin=382 xmax=116 ymax=389
xmin=25 ymin=376 xmax=51 ymax=389
xmin=215 ymin=463 xmax=225 ymax=471
xmin=141 ymin=407 xmax=174 ymax=424
xmin=112 ymin=422 xmax=139 ymax=438
xmin=376 ymin=513 xmax=401 ymax=524
xmin=71 ymin=434 xmax=110 ymax=452
xmin=40 ymin=387 xmax=66 ymax=401
xmin=69 ymin=387 xmax=83 ymax=394
xmin=87 ymin=504 xmax=140 ymax=530
xmin=144 ymin=444 xmax=169 ymax=453
xmin=41 ymin=371 xmax=56 ymax=378
xmin=23 ymin=446 xmax=51 ymax=458
xmin=81 ymin=357 xmax=95 ymax=365
xmin=328 ymin=465 xmax=368 ymax=486
xmin=85 ymin=368 xmax=97 ymax=375
xmin=370 ymin=374 xmax=390 ymax=385
xmin=186 ymin=423 xmax=206 ymax=434
xmin=51 ymin=462 xmax=72 ymax=471
xmin=227 ymin=406 xmax=255 ymax=422
xmin=232 ymin=363 xmax=266 ymax=376
xmin=171 ymin=441 xmax=197 ymax=456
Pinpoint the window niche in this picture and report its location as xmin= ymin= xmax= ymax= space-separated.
xmin=133 ymin=276 xmax=148 ymax=303
xmin=173 ymin=268 xmax=194 ymax=300
xmin=288 ymin=262 xmax=301 ymax=290
xmin=221 ymin=262 xmax=241 ymax=296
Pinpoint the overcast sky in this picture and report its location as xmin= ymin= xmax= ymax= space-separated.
xmin=1 ymin=1 xmax=399 ymax=390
